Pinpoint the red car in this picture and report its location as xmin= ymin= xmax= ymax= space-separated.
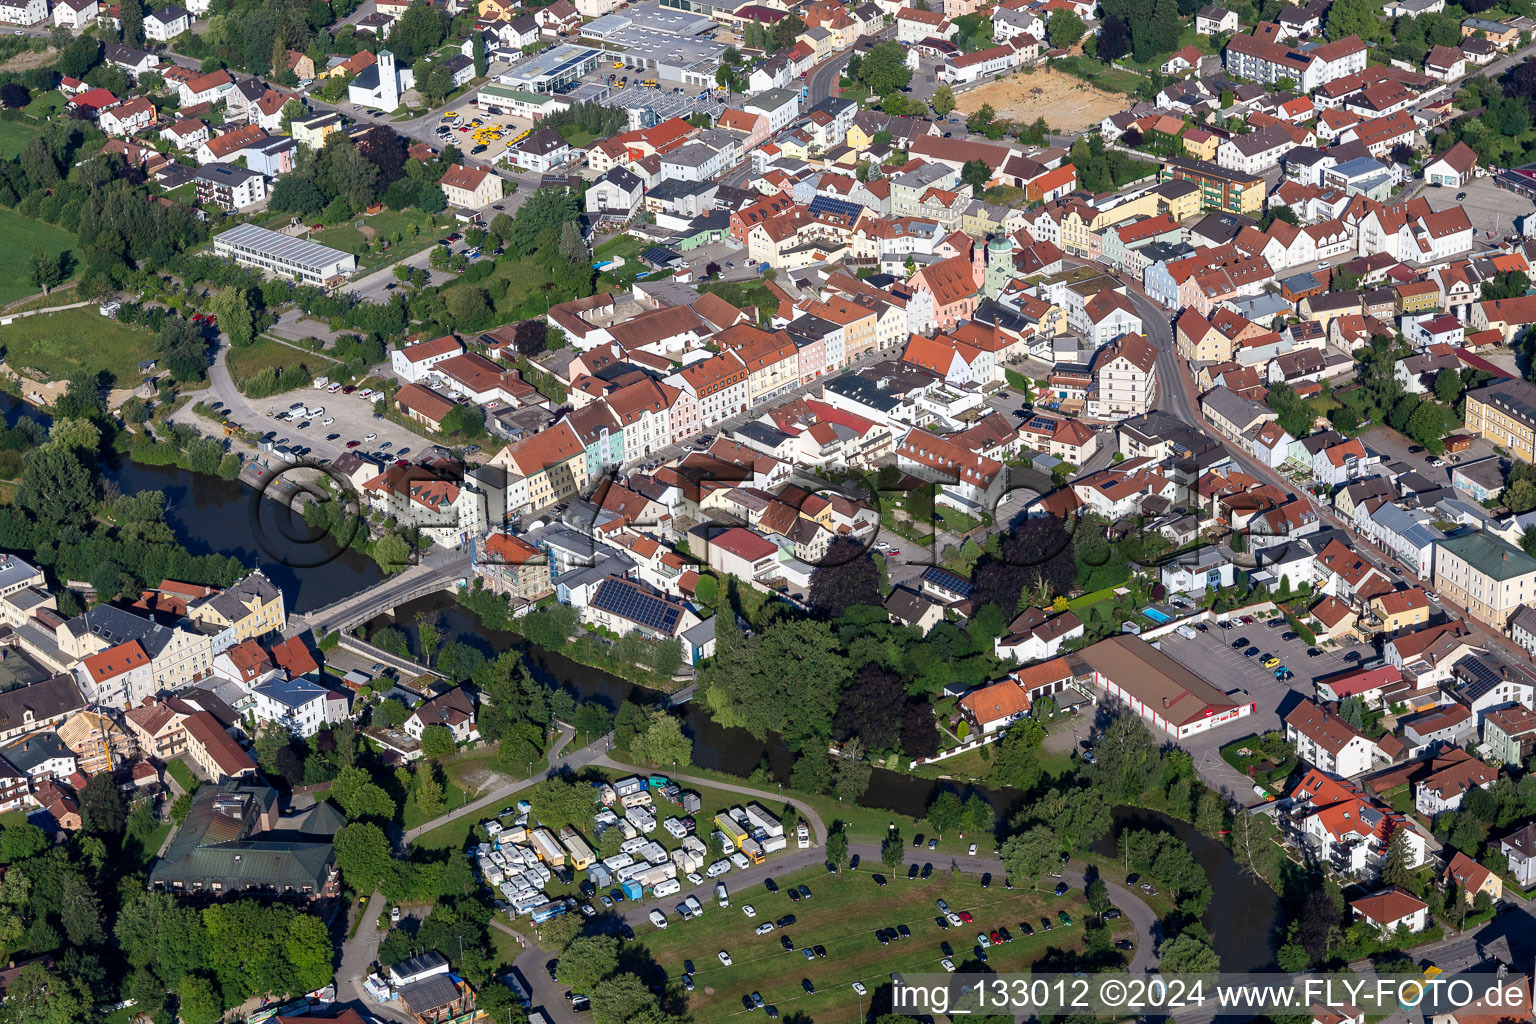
xmin=395 ymin=459 xmax=409 ymax=467
xmin=990 ymin=931 xmax=1001 ymax=945
xmin=190 ymin=313 xmax=206 ymax=322
xmin=205 ymin=315 xmax=217 ymax=325
xmin=959 ymin=911 xmax=973 ymax=923
xmin=342 ymin=385 xmax=356 ymax=394
xmin=346 ymin=440 xmax=361 ymax=448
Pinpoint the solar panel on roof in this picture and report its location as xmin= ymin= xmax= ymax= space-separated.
xmin=591 ymin=579 xmax=682 ymax=634
xmin=808 ymin=195 xmax=864 ymax=221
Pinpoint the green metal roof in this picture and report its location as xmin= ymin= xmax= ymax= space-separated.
xmin=149 ymin=780 xmax=334 ymax=894
xmin=1438 ymin=530 xmax=1536 ymax=582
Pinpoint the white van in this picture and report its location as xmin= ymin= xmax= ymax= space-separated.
xmin=706 ymin=859 xmax=731 ymax=878
xmin=648 ymin=909 xmax=667 ymax=929
xmin=653 ymin=877 xmax=681 ymax=898
xmin=715 ymin=882 xmax=729 ymax=907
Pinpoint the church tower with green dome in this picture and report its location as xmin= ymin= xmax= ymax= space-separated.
xmin=984 ymin=234 xmax=1014 ymax=298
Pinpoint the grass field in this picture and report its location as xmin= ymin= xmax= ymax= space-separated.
xmin=0 ymin=306 xmax=154 ymax=383
xmin=698 ymin=279 xmax=777 ymax=324
xmin=0 ymin=209 xmax=78 ymax=306
xmin=442 ymin=257 xmax=563 ymax=321
xmin=633 ymin=863 xmax=1115 ymax=1021
xmin=23 ymin=93 xmax=61 ymax=118
xmin=227 ymin=336 xmax=338 ymax=386
xmin=166 ymin=758 xmax=199 ymax=793
xmin=0 ymin=120 xmax=38 ymax=159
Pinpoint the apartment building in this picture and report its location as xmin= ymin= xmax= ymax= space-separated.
xmin=1465 ymin=378 xmax=1536 ymax=462
xmin=1088 ymin=334 xmax=1159 ymax=418
xmin=1434 ymin=530 xmax=1536 ymax=630
xmin=1158 ymin=158 xmax=1265 ymax=214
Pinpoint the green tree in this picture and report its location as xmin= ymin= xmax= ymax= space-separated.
xmin=856 ymin=41 xmax=913 ymax=95
xmin=415 ymin=768 xmax=445 ymax=817
xmin=330 ymin=766 xmax=397 ymax=821
xmin=1380 ymin=829 xmax=1413 ymax=889
xmin=880 ymin=827 xmax=904 ymax=870
xmin=1158 ymin=933 xmax=1221 ymax=973
xmin=208 ymin=287 xmax=257 ymax=347
xmin=931 ymin=84 xmax=956 ymax=115
xmin=590 ymin=974 xmax=658 ymax=1024
xmin=419 ymin=724 xmax=455 ymax=762
xmin=999 ymin=825 xmax=1057 ymax=889
xmin=630 ymin=710 xmax=692 ymax=767
xmin=926 ymin=791 xmax=963 ymax=836
xmin=79 ymin=774 xmax=125 ymax=836
xmin=175 ymin=975 xmax=221 ymax=1024
xmin=26 ymin=249 xmax=67 ymax=295
xmin=1433 ymin=367 xmax=1462 ymax=404
xmin=826 ymin=827 xmax=849 ymax=870
xmin=961 ymin=158 xmax=992 ymax=190
xmin=333 ymin=822 xmax=394 ymax=892
xmin=1047 ymin=9 xmax=1086 ymax=46
xmin=557 ymin=935 xmax=620 ymax=994
xmin=1085 ymin=876 xmax=1111 ymax=919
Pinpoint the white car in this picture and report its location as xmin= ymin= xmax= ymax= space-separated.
xmin=946 ymin=912 xmax=963 ymax=926
xmin=754 ymin=922 xmax=775 ymax=935
xmin=390 ymin=906 xmax=401 ymax=923
xmin=718 ymin=951 xmax=733 ymax=966
xmin=941 ymin=958 xmax=956 ymax=972
xmin=686 ymin=872 xmax=704 ymax=886
xmin=852 ymin=982 xmax=867 ymax=996
xmin=648 ymin=909 xmax=667 ymax=929
xmin=364 ymin=432 xmax=378 ymax=441
xmin=322 ymin=417 xmax=334 ymax=426
xmin=742 ymin=904 xmax=756 ymax=918
xmin=968 ymin=844 xmax=978 ymax=856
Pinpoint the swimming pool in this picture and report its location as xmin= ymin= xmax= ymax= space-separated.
xmin=1143 ymin=606 xmax=1173 ymax=624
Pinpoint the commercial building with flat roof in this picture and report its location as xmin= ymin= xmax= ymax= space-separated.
xmin=212 ymin=223 xmax=358 ymax=288
xmin=499 ymin=44 xmax=604 ymax=93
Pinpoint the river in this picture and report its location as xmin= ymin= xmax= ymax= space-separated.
xmin=1 ymin=393 xmax=1282 ymax=969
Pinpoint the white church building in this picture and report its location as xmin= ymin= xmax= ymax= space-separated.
xmin=348 ymin=50 xmax=414 ymax=113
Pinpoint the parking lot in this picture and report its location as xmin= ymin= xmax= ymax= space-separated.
xmin=1156 ymin=617 xmax=1375 ymax=801
xmin=211 ymin=382 xmax=455 ymax=470
xmin=1422 ymin=173 xmax=1535 ymax=244
xmin=430 ymin=105 xmax=533 ymax=165
xmin=1360 ymin=424 xmax=1502 ymax=489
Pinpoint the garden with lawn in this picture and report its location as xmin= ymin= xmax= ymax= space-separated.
xmin=632 ymin=863 xmax=1119 ymax=1021
xmin=0 ymin=306 xmax=155 ymax=383
xmin=1219 ymin=733 xmax=1297 ymax=795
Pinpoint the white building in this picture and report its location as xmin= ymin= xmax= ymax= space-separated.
xmin=143 ymin=4 xmax=190 ymax=40
xmin=1284 ymin=701 xmax=1380 ymax=778
xmin=0 ymin=0 xmax=48 ymax=24
xmin=212 ymin=223 xmax=357 ymax=288
xmin=391 ymin=334 xmax=464 ymax=382
xmin=251 ymin=677 xmax=348 ymax=737
xmin=53 ymin=0 xmax=99 ymax=30
xmin=349 ymin=49 xmax=413 ymax=113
